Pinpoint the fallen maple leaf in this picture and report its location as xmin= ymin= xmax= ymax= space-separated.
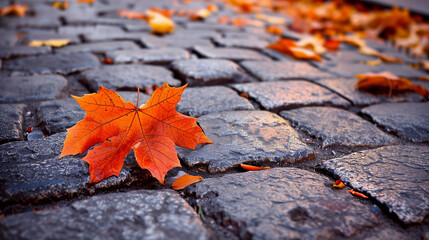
xmin=146 ymin=10 xmax=175 ymax=34
xmin=240 ymin=164 xmax=270 ymax=171
xmin=323 ymin=39 xmax=341 ymax=51
xmin=347 ymin=190 xmax=368 ymax=198
xmin=171 ymin=174 xmax=203 ymax=190
xmin=255 ymin=13 xmax=286 ymax=25
xmin=0 ymin=4 xmax=28 ymax=17
xmin=102 ymin=58 xmax=113 ymax=64
xmin=356 ymin=72 xmax=429 ymax=97
xmin=28 ymin=39 xmax=70 ymax=48
xmin=60 ymin=83 xmax=212 ymax=184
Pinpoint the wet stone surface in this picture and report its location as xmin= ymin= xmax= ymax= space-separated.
xmin=213 ymin=37 xmax=269 ymax=49
xmin=315 ymin=62 xmax=425 ymax=79
xmin=361 ymin=102 xmax=429 ymax=142
xmin=194 ymin=46 xmax=270 ymax=61
xmin=0 ymin=104 xmax=25 ymax=144
xmin=79 ymin=64 xmax=181 ymax=92
xmin=280 ymin=107 xmax=395 ymax=148
xmin=232 ymin=81 xmax=350 ymax=111
xmin=55 ymin=41 xmax=140 ymax=54
xmin=241 ymin=61 xmax=335 ymax=81
xmin=0 ymin=75 xmax=68 ymax=103
xmin=177 ymin=111 xmax=314 ymax=173
xmin=0 ymin=190 xmax=209 ymax=240
xmin=141 ymin=35 xmax=214 ymax=49
xmin=0 ymin=132 xmax=135 ymax=204
xmin=37 ymin=98 xmax=85 ymax=135
xmin=105 ymin=48 xmax=190 ymax=64
xmin=317 ymin=78 xmax=425 ymax=106
xmin=171 ymin=59 xmax=250 ymax=86
xmin=0 ymin=46 xmax=51 ymax=59
xmin=176 ymin=86 xmax=254 ymax=117
xmin=186 ymin=168 xmax=380 ymax=239
xmin=318 ymin=145 xmax=429 ymax=224
xmin=3 ymin=53 xmax=100 ymax=75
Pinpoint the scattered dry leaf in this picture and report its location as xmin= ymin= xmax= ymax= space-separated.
xmin=333 ymin=180 xmax=346 ymax=188
xmin=356 ymin=72 xmax=429 ymax=97
xmin=231 ymin=18 xmax=247 ymax=27
xmin=28 ymin=39 xmax=70 ymax=48
xmin=27 ymin=126 xmax=32 ymax=133
xmin=52 ymin=1 xmax=69 ymax=10
xmin=266 ymin=26 xmax=282 ymax=35
xmin=217 ymin=16 xmax=230 ymax=24
xmin=0 ymin=4 xmax=28 ymax=17
xmin=268 ymin=38 xmax=323 ymax=61
xmin=419 ymin=76 xmax=429 ymax=81
xmin=323 ymin=39 xmax=341 ymax=51
xmin=60 ymin=83 xmax=212 ymax=184
xmin=76 ymin=0 xmax=94 ymax=3
xmin=347 ymin=190 xmax=368 ymax=198
xmin=240 ymin=164 xmax=270 ymax=171
xmin=146 ymin=10 xmax=175 ymax=34
xmin=365 ymin=59 xmax=383 ymax=66
xmin=172 ymin=174 xmax=203 ymax=190
xmin=296 ymin=36 xmax=326 ymax=54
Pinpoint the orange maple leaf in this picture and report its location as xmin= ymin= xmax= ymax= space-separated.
xmin=60 ymin=83 xmax=212 ymax=184
xmin=356 ymin=72 xmax=429 ymax=98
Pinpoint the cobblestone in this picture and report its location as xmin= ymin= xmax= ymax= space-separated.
xmin=0 ymin=133 xmax=135 ymax=204
xmin=280 ymin=107 xmax=395 ymax=148
xmin=177 ymin=111 xmax=314 ymax=173
xmin=361 ymin=102 xmax=429 ymax=142
xmin=176 ymin=86 xmax=254 ymax=117
xmin=213 ymin=37 xmax=269 ymax=49
xmin=0 ymin=104 xmax=25 ymax=144
xmin=194 ymin=46 xmax=270 ymax=61
xmin=3 ymin=53 xmax=99 ymax=75
xmin=0 ymin=75 xmax=67 ymax=103
xmin=186 ymin=168 xmax=379 ymax=239
xmin=317 ymin=78 xmax=425 ymax=106
xmin=171 ymin=59 xmax=250 ymax=86
xmin=105 ymin=48 xmax=190 ymax=64
xmin=241 ymin=61 xmax=335 ymax=81
xmin=141 ymin=35 xmax=214 ymax=49
xmin=0 ymin=190 xmax=209 ymax=240
xmin=55 ymin=41 xmax=140 ymax=54
xmin=318 ymin=145 xmax=429 ymax=224
xmin=79 ymin=64 xmax=181 ymax=92
xmin=0 ymin=46 xmax=51 ymax=59
xmin=232 ymin=81 xmax=350 ymax=111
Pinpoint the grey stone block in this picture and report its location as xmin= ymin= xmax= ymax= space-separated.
xmin=105 ymin=48 xmax=190 ymax=64
xmin=0 ymin=104 xmax=25 ymax=143
xmin=177 ymin=111 xmax=314 ymax=173
xmin=318 ymin=145 xmax=429 ymax=224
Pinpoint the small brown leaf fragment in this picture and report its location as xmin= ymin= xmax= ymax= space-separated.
xmin=419 ymin=76 xmax=429 ymax=82
xmin=323 ymin=39 xmax=341 ymax=51
xmin=77 ymin=0 xmax=94 ymax=3
xmin=172 ymin=174 xmax=203 ymax=190
xmin=102 ymin=58 xmax=113 ymax=64
xmin=117 ymin=10 xmax=146 ymax=20
xmin=240 ymin=164 xmax=270 ymax=171
xmin=347 ymin=190 xmax=368 ymax=198
xmin=333 ymin=180 xmax=345 ymax=188
xmin=217 ymin=16 xmax=230 ymax=24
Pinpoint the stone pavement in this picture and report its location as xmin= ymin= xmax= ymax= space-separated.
xmin=0 ymin=0 xmax=428 ymax=239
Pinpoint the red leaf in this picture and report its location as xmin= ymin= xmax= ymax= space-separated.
xmin=347 ymin=190 xmax=369 ymax=198
xmin=60 ymin=83 xmax=212 ymax=184
xmin=240 ymin=164 xmax=270 ymax=171
xmin=171 ymin=174 xmax=203 ymax=190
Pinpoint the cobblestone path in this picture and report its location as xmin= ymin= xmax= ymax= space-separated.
xmin=0 ymin=0 xmax=429 ymax=239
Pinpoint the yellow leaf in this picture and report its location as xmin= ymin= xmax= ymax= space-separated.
xmin=365 ymin=59 xmax=382 ymax=66
xmin=0 ymin=4 xmax=28 ymax=17
xmin=28 ymin=39 xmax=70 ymax=48
xmin=146 ymin=10 xmax=175 ymax=34
xmin=296 ymin=36 xmax=326 ymax=54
